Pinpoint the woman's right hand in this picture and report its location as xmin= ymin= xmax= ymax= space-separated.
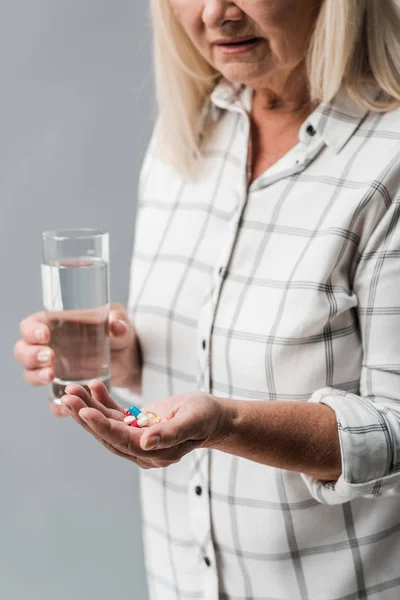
xmin=13 ymin=302 xmax=143 ymax=418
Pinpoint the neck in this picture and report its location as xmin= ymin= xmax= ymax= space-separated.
xmin=251 ymin=62 xmax=314 ymax=116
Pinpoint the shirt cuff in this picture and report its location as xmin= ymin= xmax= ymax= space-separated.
xmin=300 ymin=387 xmax=400 ymax=504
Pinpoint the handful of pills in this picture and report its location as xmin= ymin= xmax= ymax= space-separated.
xmin=124 ymin=405 xmax=161 ymax=429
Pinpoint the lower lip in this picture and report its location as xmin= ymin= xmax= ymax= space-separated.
xmin=215 ymin=38 xmax=261 ymax=56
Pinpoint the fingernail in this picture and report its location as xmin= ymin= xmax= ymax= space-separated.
xmin=79 ymin=410 xmax=89 ymax=423
xmin=35 ymin=328 xmax=46 ymax=342
xmin=39 ymin=368 xmax=52 ymax=382
xmin=112 ymin=320 xmax=127 ymax=335
xmin=143 ymin=436 xmax=161 ymax=451
xmin=38 ymin=349 xmax=51 ymax=363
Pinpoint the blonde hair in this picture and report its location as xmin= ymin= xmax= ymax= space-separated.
xmin=150 ymin=0 xmax=400 ymax=176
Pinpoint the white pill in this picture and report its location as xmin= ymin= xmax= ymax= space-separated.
xmin=137 ymin=414 xmax=150 ymax=428
xmin=124 ymin=415 xmax=137 ymax=425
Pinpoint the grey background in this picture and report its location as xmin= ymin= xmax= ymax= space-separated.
xmin=1 ymin=2 xmax=154 ymax=599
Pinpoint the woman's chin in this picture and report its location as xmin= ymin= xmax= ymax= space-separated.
xmin=217 ymin=62 xmax=271 ymax=88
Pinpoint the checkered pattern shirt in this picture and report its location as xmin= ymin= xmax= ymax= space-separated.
xmin=123 ymin=80 xmax=400 ymax=600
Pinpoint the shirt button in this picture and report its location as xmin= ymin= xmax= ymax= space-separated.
xmin=202 ymin=339 xmax=206 ymax=350
xmin=195 ymin=486 xmax=202 ymax=496
xmin=204 ymin=556 xmax=211 ymax=567
xmin=306 ymin=124 xmax=316 ymax=137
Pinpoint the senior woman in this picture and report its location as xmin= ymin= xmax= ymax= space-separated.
xmin=14 ymin=0 xmax=400 ymax=598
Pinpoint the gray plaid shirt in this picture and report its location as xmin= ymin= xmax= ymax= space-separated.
xmin=125 ymin=80 xmax=400 ymax=600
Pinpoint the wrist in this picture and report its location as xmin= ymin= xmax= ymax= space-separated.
xmin=127 ymin=380 xmax=142 ymax=396
xmin=126 ymin=365 xmax=143 ymax=395
xmin=111 ymin=335 xmax=143 ymax=393
xmin=208 ymin=396 xmax=240 ymax=450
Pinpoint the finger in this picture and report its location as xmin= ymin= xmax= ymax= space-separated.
xmin=77 ymin=407 xmax=184 ymax=464
xmin=23 ymin=366 xmax=54 ymax=387
xmin=61 ymin=394 xmax=105 ymax=437
xmin=67 ymin=407 xmax=140 ymax=467
xmin=140 ymin=409 xmax=202 ymax=451
xmin=63 ymin=384 xmax=93 ymax=404
xmin=62 ymin=382 xmax=124 ymax=421
xmin=109 ymin=319 xmax=128 ymax=338
xmin=14 ymin=339 xmax=54 ymax=369
xmin=62 ymin=396 xmax=122 ymax=452
xmin=78 ymin=408 xmax=138 ymax=455
xmin=109 ymin=306 xmax=134 ymax=352
xmin=60 ymin=394 xmax=145 ymax=464
xmin=96 ymin=435 xmax=170 ymax=469
xmin=88 ymin=380 xmax=125 ymax=415
xmin=98 ymin=439 xmax=152 ymax=468
xmin=60 ymin=384 xmax=117 ymax=420
xmin=19 ymin=313 xmax=50 ymax=345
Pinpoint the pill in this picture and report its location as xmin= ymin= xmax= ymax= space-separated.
xmin=124 ymin=415 xmax=137 ymax=425
xmin=129 ymin=420 xmax=140 ymax=428
xmin=127 ymin=406 xmax=142 ymax=418
xmin=145 ymin=412 xmax=161 ymax=425
xmin=137 ymin=414 xmax=150 ymax=428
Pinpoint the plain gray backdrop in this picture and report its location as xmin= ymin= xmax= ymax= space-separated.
xmin=1 ymin=2 xmax=154 ymax=599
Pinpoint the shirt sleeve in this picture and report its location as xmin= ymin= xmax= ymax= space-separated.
xmin=301 ymin=194 xmax=400 ymax=504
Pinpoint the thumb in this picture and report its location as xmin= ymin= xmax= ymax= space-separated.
xmin=140 ymin=410 xmax=200 ymax=451
xmin=108 ymin=310 xmax=133 ymax=351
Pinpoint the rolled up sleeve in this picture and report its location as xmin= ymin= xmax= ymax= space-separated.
xmin=302 ymin=196 xmax=400 ymax=504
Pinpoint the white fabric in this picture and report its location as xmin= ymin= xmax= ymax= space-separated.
xmin=127 ymin=80 xmax=400 ymax=599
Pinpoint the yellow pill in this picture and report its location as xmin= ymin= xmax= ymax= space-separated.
xmin=145 ymin=412 xmax=161 ymax=425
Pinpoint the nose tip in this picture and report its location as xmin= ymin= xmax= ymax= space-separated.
xmin=202 ymin=0 xmax=243 ymax=28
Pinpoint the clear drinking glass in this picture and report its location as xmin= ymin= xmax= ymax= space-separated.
xmin=41 ymin=228 xmax=111 ymax=405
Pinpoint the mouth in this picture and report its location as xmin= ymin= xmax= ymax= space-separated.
xmin=213 ymin=36 xmax=262 ymax=56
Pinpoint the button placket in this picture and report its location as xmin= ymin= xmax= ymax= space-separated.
xmin=202 ymin=539 xmax=219 ymax=600
xmin=193 ymin=106 xmax=251 ymax=600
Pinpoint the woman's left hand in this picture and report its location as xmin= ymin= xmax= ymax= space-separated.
xmin=60 ymin=380 xmax=232 ymax=469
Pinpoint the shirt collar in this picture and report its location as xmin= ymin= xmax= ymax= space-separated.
xmin=210 ymin=78 xmax=252 ymax=113
xmin=305 ymin=87 xmax=372 ymax=153
xmin=210 ymin=78 xmax=374 ymax=154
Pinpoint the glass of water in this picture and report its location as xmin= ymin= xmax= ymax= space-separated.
xmin=41 ymin=228 xmax=111 ymax=405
